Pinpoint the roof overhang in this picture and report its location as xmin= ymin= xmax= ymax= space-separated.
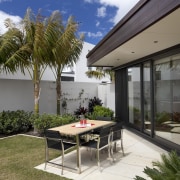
xmin=87 ymin=0 xmax=180 ymax=68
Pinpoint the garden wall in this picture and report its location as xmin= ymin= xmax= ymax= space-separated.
xmin=0 ymin=79 xmax=114 ymax=115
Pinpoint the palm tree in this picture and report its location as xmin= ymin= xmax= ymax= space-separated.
xmin=86 ymin=67 xmax=114 ymax=82
xmin=0 ymin=18 xmax=31 ymax=73
xmin=0 ymin=8 xmax=64 ymax=114
xmin=49 ymin=16 xmax=84 ymax=115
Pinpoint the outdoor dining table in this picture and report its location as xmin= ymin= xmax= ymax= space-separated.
xmin=49 ymin=119 xmax=115 ymax=174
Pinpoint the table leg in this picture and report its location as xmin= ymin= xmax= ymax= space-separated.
xmin=76 ymin=134 xmax=81 ymax=173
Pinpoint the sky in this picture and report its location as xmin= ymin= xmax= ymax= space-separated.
xmin=0 ymin=0 xmax=139 ymax=45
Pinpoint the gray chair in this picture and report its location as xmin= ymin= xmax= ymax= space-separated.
xmin=110 ymin=122 xmax=124 ymax=161
xmin=81 ymin=126 xmax=112 ymax=170
xmin=96 ymin=116 xmax=112 ymax=121
xmin=93 ymin=116 xmax=112 ymax=134
xmin=44 ymin=130 xmax=76 ymax=175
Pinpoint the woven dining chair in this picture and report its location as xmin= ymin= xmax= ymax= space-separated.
xmin=110 ymin=122 xmax=124 ymax=161
xmin=81 ymin=125 xmax=113 ymax=170
xmin=44 ymin=129 xmax=76 ymax=175
xmin=92 ymin=116 xmax=112 ymax=135
xmin=96 ymin=116 xmax=112 ymax=121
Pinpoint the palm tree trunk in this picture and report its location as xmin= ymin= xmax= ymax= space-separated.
xmin=34 ymin=64 xmax=40 ymax=114
xmin=56 ymin=67 xmax=61 ymax=115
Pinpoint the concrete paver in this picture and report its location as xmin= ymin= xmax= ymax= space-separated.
xmin=35 ymin=129 xmax=168 ymax=180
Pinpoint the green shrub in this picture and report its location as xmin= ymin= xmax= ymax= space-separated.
xmin=0 ymin=110 xmax=34 ymax=134
xmin=88 ymin=105 xmax=114 ymax=120
xmin=134 ymin=151 xmax=180 ymax=180
xmin=34 ymin=113 xmax=77 ymax=134
xmin=156 ymin=111 xmax=170 ymax=125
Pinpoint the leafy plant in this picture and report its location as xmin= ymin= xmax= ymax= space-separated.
xmin=134 ymin=151 xmax=180 ymax=180
xmin=88 ymin=97 xmax=103 ymax=113
xmin=88 ymin=105 xmax=114 ymax=120
xmin=0 ymin=110 xmax=34 ymax=134
xmin=156 ymin=111 xmax=170 ymax=125
xmin=74 ymin=106 xmax=88 ymax=117
xmin=34 ymin=113 xmax=76 ymax=134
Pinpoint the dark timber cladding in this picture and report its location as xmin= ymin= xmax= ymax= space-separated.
xmin=86 ymin=0 xmax=180 ymax=67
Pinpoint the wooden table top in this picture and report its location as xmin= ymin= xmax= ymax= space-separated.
xmin=49 ymin=120 xmax=115 ymax=136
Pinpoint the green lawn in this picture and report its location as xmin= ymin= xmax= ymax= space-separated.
xmin=0 ymin=135 xmax=71 ymax=180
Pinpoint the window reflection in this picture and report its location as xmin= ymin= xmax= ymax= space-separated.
xmin=143 ymin=62 xmax=151 ymax=133
xmin=154 ymin=54 xmax=180 ymax=145
xmin=128 ymin=66 xmax=141 ymax=129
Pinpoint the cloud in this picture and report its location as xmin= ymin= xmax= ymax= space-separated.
xmin=0 ymin=11 xmax=22 ymax=35
xmin=0 ymin=0 xmax=12 ymax=3
xmin=87 ymin=31 xmax=103 ymax=38
xmin=96 ymin=20 xmax=100 ymax=27
xmin=97 ymin=6 xmax=106 ymax=18
xmin=84 ymin=0 xmax=93 ymax=3
xmin=84 ymin=0 xmax=139 ymax=25
xmin=111 ymin=0 xmax=140 ymax=24
xmin=99 ymin=0 xmax=120 ymax=7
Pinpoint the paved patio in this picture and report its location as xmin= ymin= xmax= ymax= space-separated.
xmin=35 ymin=129 xmax=168 ymax=180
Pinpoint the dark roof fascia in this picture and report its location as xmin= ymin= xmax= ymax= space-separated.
xmin=86 ymin=0 xmax=147 ymax=58
xmin=87 ymin=0 xmax=180 ymax=66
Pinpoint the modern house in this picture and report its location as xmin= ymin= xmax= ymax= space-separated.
xmin=87 ymin=0 xmax=180 ymax=154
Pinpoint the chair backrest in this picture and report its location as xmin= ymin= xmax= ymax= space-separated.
xmin=112 ymin=122 xmax=123 ymax=141
xmin=44 ymin=130 xmax=63 ymax=150
xmin=96 ymin=116 xmax=112 ymax=121
xmin=98 ymin=126 xmax=112 ymax=148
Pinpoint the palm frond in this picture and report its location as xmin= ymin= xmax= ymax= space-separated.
xmin=134 ymin=151 xmax=180 ymax=180
xmin=86 ymin=70 xmax=105 ymax=79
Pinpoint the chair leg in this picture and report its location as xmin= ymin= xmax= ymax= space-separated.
xmin=121 ymin=139 xmax=124 ymax=156
xmin=44 ymin=147 xmax=49 ymax=170
xmin=114 ymin=142 xmax=117 ymax=152
xmin=108 ymin=145 xmax=111 ymax=159
xmin=44 ymin=149 xmax=49 ymax=170
xmin=61 ymin=154 xmax=64 ymax=175
xmin=115 ymin=139 xmax=124 ymax=155
xmin=109 ymin=143 xmax=114 ymax=162
xmin=61 ymin=148 xmax=65 ymax=175
xmin=97 ymin=150 xmax=101 ymax=170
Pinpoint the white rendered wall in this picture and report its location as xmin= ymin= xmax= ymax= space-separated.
xmin=74 ymin=42 xmax=110 ymax=83
xmin=98 ymin=83 xmax=115 ymax=115
xmin=0 ymin=79 xmax=99 ymax=114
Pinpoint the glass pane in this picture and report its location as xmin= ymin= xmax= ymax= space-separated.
xmin=143 ymin=62 xmax=151 ymax=133
xmin=128 ymin=66 xmax=141 ymax=129
xmin=154 ymin=54 xmax=180 ymax=145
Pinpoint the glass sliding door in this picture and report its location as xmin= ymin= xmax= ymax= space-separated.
xmin=143 ymin=62 xmax=151 ymax=134
xmin=154 ymin=54 xmax=180 ymax=145
xmin=128 ymin=66 xmax=141 ymax=129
